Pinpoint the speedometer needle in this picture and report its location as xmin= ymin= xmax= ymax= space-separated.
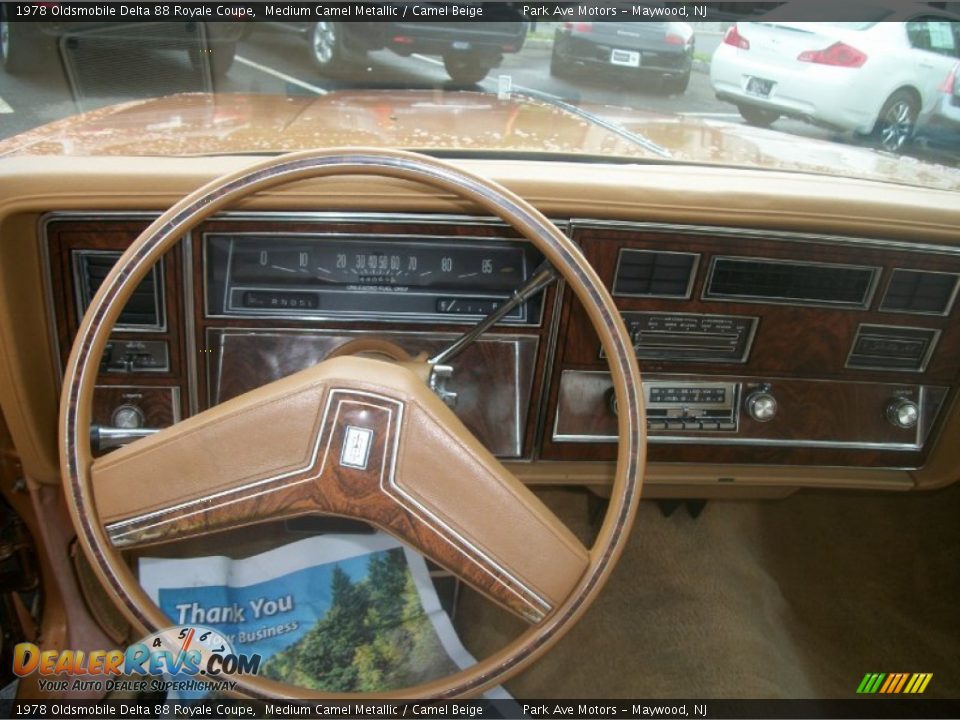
xmin=428 ymin=261 xmax=556 ymax=366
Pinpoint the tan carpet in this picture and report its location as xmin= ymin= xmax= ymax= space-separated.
xmin=455 ymin=483 xmax=960 ymax=698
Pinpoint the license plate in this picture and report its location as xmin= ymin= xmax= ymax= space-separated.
xmin=452 ymin=41 xmax=471 ymax=51
xmin=746 ymin=76 xmax=774 ymax=98
xmin=610 ymin=49 xmax=641 ymax=68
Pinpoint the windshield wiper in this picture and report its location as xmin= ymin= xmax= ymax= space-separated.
xmin=513 ymin=87 xmax=672 ymax=160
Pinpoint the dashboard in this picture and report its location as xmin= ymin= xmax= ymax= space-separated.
xmin=34 ymin=205 xmax=960 ymax=496
xmin=1 ymin=156 xmax=960 ymax=498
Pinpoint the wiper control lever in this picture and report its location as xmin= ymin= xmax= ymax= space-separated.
xmin=428 ymin=260 xmax=557 ymax=366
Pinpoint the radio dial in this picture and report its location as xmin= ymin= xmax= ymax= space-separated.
xmin=886 ymin=398 xmax=919 ymax=430
xmin=746 ymin=390 xmax=777 ymax=423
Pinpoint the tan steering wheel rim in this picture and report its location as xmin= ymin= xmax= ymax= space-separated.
xmin=59 ymin=148 xmax=646 ymax=699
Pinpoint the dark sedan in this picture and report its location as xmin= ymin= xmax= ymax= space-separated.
xmin=550 ymin=21 xmax=695 ymax=94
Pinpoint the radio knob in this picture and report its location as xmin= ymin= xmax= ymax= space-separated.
xmin=111 ymin=404 xmax=145 ymax=430
xmin=886 ymin=398 xmax=919 ymax=429
xmin=746 ymin=390 xmax=777 ymax=423
xmin=606 ymin=388 xmax=619 ymax=417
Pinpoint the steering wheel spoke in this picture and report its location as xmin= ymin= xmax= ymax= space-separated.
xmin=95 ymin=357 xmax=587 ymax=623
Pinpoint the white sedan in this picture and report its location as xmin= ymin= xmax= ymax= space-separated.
xmin=710 ymin=13 xmax=960 ymax=151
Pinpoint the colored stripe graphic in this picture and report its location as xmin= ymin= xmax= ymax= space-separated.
xmin=893 ymin=673 xmax=909 ymax=693
xmin=858 ymin=672 xmax=932 ymax=694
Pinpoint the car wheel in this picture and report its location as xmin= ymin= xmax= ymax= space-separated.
xmin=871 ymin=90 xmax=918 ymax=153
xmin=311 ymin=21 xmax=347 ymax=75
xmin=443 ymin=55 xmax=491 ymax=85
xmin=663 ymin=72 xmax=691 ymax=95
xmin=1 ymin=15 xmax=44 ymax=75
xmin=549 ymin=46 xmax=570 ymax=79
xmin=738 ymin=104 xmax=780 ymax=128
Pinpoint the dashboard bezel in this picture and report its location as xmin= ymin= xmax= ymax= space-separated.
xmin=37 ymin=210 xmax=960 ymax=475
xmin=202 ymin=229 xmax=545 ymax=326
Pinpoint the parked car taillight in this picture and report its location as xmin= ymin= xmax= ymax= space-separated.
xmin=939 ymin=63 xmax=960 ymax=95
xmin=665 ymin=32 xmax=688 ymax=46
xmin=564 ymin=22 xmax=594 ymax=33
xmin=797 ymin=42 xmax=867 ymax=68
xmin=722 ymin=25 xmax=749 ymax=50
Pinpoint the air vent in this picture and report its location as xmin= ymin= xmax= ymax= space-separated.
xmin=846 ymin=325 xmax=939 ymax=372
xmin=880 ymin=269 xmax=959 ymax=316
xmin=73 ymin=250 xmax=164 ymax=330
xmin=613 ymin=249 xmax=698 ymax=298
xmin=704 ymin=256 xmax=878 ymax=308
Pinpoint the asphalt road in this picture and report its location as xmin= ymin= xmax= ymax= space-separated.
xmin=0 ymin=24 xmax=948 ymax=164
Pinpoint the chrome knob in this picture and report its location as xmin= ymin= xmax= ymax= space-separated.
xmin=746 ymin=390 xmax=777 ymax=423
xmin=606 ymin=388 xmax=619 ymax=417
xmin=111 ymin=404 xmax=145 ymax=430
xmin=886 ymin=398 xmax=919 ymax=429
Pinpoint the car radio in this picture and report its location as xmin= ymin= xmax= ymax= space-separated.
xmin=607 ymin=380 xmax=740 ymax=431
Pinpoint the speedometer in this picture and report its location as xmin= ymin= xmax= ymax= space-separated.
xmin=206 ymin=233 xmax=544 ymax=324
xmin=229 ymin=239 xmax=526 ymax=293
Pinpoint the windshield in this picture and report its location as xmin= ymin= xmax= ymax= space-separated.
xmin=2 ymin=5 xmax=960 ymax=191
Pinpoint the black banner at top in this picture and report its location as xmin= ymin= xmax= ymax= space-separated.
xmin=0 ymin=1 xmax=941 ymax=24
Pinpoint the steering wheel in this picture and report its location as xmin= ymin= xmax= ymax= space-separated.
xmin=59 ymin=149 xmax=646 ymax=698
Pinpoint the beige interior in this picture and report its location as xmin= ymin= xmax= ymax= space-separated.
xmin=1 ymin=155 xmax=959 ymax=494
xmin=0 ymin=136 xmax=958 ymax=702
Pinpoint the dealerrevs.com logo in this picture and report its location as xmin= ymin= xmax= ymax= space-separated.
xmin=13 ymin=625 xmax=261 ymax=693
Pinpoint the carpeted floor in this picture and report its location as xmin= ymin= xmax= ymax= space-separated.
xmin=455 ymin=483 xmax=960 ymax=698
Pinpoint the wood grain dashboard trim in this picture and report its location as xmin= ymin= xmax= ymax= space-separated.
xmin=37 ymin=210 xmax=960 ymax=476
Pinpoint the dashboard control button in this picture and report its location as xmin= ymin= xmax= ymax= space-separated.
xmin=886 ymin=398 xmax=919 ymax=429
xmin=111 ymin=404 xmax=145 ymax=430
xmin=746 ymin=390 xmax=777 ymax=422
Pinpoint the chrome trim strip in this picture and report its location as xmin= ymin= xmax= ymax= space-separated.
xmin=568 ymin=219 xmax=960 ymax=257
xmin=203 ymin=229 xmax=542 ymax=326
xmin=37 ymin=214 xmax=65 ymax=388
xmin=531 ymin=277 xmax=566 ymax=461
xmin=845 ymin=324 xmax=941 ymax=374
xmin=181 ymin=232 xmax=199 ymax=417
xmin=612 ymin=247 xmax=700 ymax=300
xmin=701 ymin=254 xmax=881 ymax=311
xmin=878 ymin=267 xmax=960 ymax=317
xmin=551 ymin=370 xmax=945 ymax=451
xmin=216 ymin=211 xmax=535 ymax=226
xmin=557 ymin=433 xmax=925 ymax=450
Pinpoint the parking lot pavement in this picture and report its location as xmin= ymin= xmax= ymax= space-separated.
xmin=0 ymin=25 xmax=952 ymax=166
